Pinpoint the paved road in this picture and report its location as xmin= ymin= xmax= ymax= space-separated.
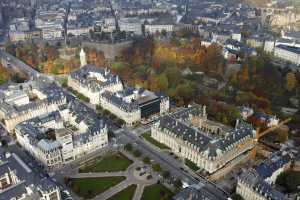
xmin=94 ymin=179 xmax=131 ymax=200
xmin=69 ymin=171 xmax=126 ymax=178
xmin=133 ymin=185 xmax=144 ymax=200
xmin=0 ymin=50 xmax=40 ymax=78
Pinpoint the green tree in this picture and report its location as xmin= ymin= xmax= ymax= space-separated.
xmin=174 ymin=179 xmax=182 ymax=190
xmin=157 ymin=73 xmax=169 ymax=92
xmin=152 ymin=163 xmax=161 ymax=172
xmin=124 ymin=143 xmax=133 ymax=151
xmin=162 ymin=170 xmax=170 ymax=179
xmin=276 ymin=170 xmax=300 ymax=193
xmin=231 ymin=193 xmax=244 ymax=200
xmin=133 ymin=150 xmax=142 ymax=157
xmin=143 ymin=156 xmax=151 ymax=164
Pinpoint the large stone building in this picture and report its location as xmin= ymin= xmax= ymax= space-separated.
xmin=0 ymin=78 xmax=67 ymax=133
xmin=274 ymin=44 xmax=300 ymax=65
xmin=15 ymin=100 xmax=108 ymax=170
xmin=67 ymin=65 xmax=123 ymax=104
xmin=237 ymin=169 xmax=285 ymax=200
xmin=0 ymin=148 xmax=61 ymax=200
xmin=100 ymin=87 xmax=169 ymax=126
xmin=151 ymin=104 xmax=255 ymax=174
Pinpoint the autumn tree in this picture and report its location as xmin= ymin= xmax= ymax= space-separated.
xmin=285 ymin=72 xmax=297 ymax=92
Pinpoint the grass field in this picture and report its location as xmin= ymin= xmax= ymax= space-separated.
xmin=79 ymin=152 xmax=133 ymax=173
xmin=67 ymin=176 xmax=125 ymax=199
xmin=141 ymin=133 xmax=171 ymax=150
xmin=107 ymin=184 xmax=137 ymax=200
xmin=141 ymin=183 xmax=173 ymax=200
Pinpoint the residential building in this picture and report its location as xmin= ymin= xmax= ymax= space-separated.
xmin=256 ymin=146 xmax=293 ymax=185
xmin=0 ymin=149 xmax=61 ymax=200
xmin=15 ymin=99 xmax=108 ymax=170
xmin=119 ymin=18 xmax=142 ymax=35
xmin=274 ymin=44 xmax=300 ymax=65
xmin=172 ymin=184 xmax=227 ymax=200
xmin=0 ymin=78 xmax=67 ymax=133
xmin=237 ymin=169 xmax=285 ymax=200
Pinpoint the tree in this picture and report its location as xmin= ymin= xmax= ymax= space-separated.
xmin=133 ymin=150 xmax=142 ymax=157
xmin=152 ymin=163 xmax=161 ymax=172
xmin=285 ymin=72 xmax=297 ymax=92
xmin=231 ymin=193 xmax=244 ymax=200
xmin=162 ymin=170 xmax=170 ymax=179
xmin=11 ymin=73 xmax=27 ymax=83
xmin=143 ymin=156 xmax=151 ymax=164
xmin=174 ymin=178 xmax=182 ymax=189
xmin=157 ymin=73 xmax=169 ymax=92
xmin=124 ymin=143 xmax=133 ymax=151
xmin=1 ymin=140 xmax=7 ymax=147
xmin=276 ymin=170 xmax=300 ymax=193
xmin=0 ymin=64 xmax=8 ymax=85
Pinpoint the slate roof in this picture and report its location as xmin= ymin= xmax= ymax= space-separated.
xmin=15 ymin=99 xmax=107 ymax=151
xmin=239 ymin=169 xmax=285 ymax=200
xmin=69 ymin=65 xmax=121 ymax=92
xmin=256 ymin=151 xmax=291 ymax=179
xmin=0 ymin=149 xmax=58 ymax=199
xmin=0 ymin=78 xmax=66 ymax=119
xmin=157 ymin=104 xmax=255 ymax=159
xmin=101 ymin=87 xmax=166 ymax=113
xmin=173 ymin=185 xmax=226 ymax=200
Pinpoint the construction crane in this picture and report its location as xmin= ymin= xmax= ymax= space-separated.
xmin=251 ymin=117 xmax=292 ymax=160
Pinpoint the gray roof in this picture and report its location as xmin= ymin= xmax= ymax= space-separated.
xmin=0 ymin=149 xmax=58 ymax=199
xmin=15 ymin=99 xmax=107 ymax=150
xmin=0 ymin=78 xmax=66 ymax=119
xmin=69 ymin=65 xmax=121 ymax=92
xmin=173 ymin=185 xmax=226 ymax=200
xmin=276 ymin=44 xmax=300 ymax=54
xmin=238 ymin=169 xmax=285 ymax=200
xmin=157 ymin=104 xmax=254 ymax=159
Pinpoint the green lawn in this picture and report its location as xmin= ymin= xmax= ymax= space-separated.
xmin=79 ymin=152 xmax=133 ymax=173
xmin=66 ymin=86 xmax=90 ymax=102
xmin=141 ymin=183 xmax=173 ymax=200
xmin=107 ymin=184 xmax=137 ymax=200
xmin=66 ymin=176 xmax=125 ymax=199
xmin=141 ymin=133 xmax=171 ymax=150
xmin=184 ymin=158 xmax=200 ymax=171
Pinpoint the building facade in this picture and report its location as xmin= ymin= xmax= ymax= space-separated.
xmin=0 ymin=78 xmax=67 ymax=133
xmin=151 ymin=104 xmax=255 ymax=174
xmin=100 ymin=87 xmax=169 ymax=126
xmin=15 ymin=100 xmax=108 ymax=170
xmin=67 ymin=65 xmax=123 ymax=104
xmin=274 ymin=44 xmax=300 ymax=65
xmin=237 ymin=169 xmax=285 ymax=200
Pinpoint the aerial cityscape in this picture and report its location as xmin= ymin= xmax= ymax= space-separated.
xmin=0 ymin=0 xmax=300 ymax=200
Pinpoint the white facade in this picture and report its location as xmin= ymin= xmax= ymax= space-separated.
xmin=15 ymin=102 xmax=108 ymax=170
xmin=67 ymin=66 xmax=123 ymax=104
xmin=274 ymin=45 xmax=300 ymax=65
xmin=100 ymin=97 xmax=141 ymax=126
xmin=151 ymin=105 xmax=255 ymax=174
xmin=145 ymin=24 xmax=174 ymax=34
xmin=237 ymin=180 xmax=270 ymax=200
xmin=119 ymin=18 xmax=142 ymax=35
